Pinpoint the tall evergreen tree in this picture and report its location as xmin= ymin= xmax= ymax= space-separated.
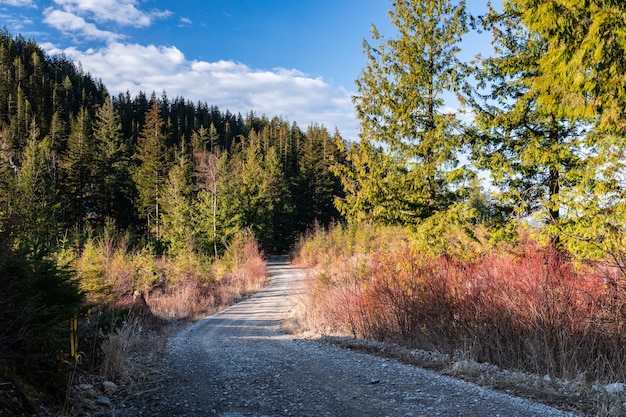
xmin=133 ymin=100 xmax=170 ymax=239
xmin=60 ymin=106 xmax=93 ymax=234
xmin=509 ymin=0 xmax=626 ymax=257
xmin=92 ymin=96 xmax=136 ymax=227
xmin=511 ymin=0 xmax=626 ymax=130
xmin=161 ymin=144 xmax=194 ymax=256
xmin=218 ymin=131 xmax=275 ymax=250
xmin=332 ymin=136 xmax=410 ymax=225
xmin=461 ymin=3 xmax=585 ymax=227
xmin=15 ymin=122 xmax=60 ymax=245
xmin=296 ymin=125 xmax=343 ymax=230
xmin=354 ymin=0 xmax=469 ymax=221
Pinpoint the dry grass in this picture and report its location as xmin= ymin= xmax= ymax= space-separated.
xmin=60 ymin=229 xmax=269 ymax=416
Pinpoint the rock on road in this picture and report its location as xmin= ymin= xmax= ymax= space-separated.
xmin=146 ymin=257 xmax=582 ymax=417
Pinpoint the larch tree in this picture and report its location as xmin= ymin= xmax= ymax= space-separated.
xmin=354 ymin=0 xmax=469 ymax=222
xmin=133 ymin=100 xmax=170 ymax=239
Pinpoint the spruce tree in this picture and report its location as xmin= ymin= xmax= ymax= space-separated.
xmin=133 ymin=100 xmax=170 ymax=239
xmin=92 ymin=96 xmax=135 ymax=228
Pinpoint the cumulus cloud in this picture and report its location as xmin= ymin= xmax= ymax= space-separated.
xmin=43 ymin=7 xmax=124 ymax=42
xmin=44 ymin=42 xmax=359 ymax=139
xmin=51 ymin=0 xmax=171 ymax=27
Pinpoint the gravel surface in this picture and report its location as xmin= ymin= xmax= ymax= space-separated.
xmin=131 ymin=257 xmax=584 ymax=417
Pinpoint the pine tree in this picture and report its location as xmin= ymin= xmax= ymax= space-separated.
xmin=133 ymin=100 xmax=170 ymax=239
xmin=355 ymin=0 xmax=469 ymax=221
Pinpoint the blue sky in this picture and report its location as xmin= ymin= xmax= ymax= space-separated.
xmin=0 ymin=0 xmax=491 ymax=140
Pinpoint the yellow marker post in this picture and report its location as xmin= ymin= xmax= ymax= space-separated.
xmin=70 ymin=314 xmax=78 ymax=360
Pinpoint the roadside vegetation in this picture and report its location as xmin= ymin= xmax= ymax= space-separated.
xmin=294 ymin=224 xmax=626 ymax=384
xmin=290 ymin=1 xmax=626 ymax=415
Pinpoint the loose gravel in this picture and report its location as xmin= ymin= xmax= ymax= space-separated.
xmin=124 ymin=258 xmax=584 ymax=417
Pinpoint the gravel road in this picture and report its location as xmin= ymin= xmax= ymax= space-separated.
xmin=142 ymin=257 xmax=583 ymax=417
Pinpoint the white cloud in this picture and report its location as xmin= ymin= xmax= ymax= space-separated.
xmin=51 ymin=0 xmax=171 ymax=27
xmin=178 ymin=17 xmax=192 ymax=27
xmin=0 ymin=12 xmax=33 ymax=31
xmin=43 ymin=8 xmax=124 ymax=42
xmin=0 ymin=0 xmax=35 ymax=6
xmin=43 ymin=42 xmax=359 ymax=140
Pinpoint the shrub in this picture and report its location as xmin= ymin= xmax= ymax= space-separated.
xmin=0 ymin=240 xmax=84 ymax=410
xmin=295 ymin=225 xmax=626 ymax=383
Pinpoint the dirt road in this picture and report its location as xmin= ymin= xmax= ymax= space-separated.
xmin=144 ymin=257 xmax=581 ymax=417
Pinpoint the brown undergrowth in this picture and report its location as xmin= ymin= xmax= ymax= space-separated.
xmin=291 ymin=224 xmax=626 ymax=416
xmin=55 ymin=230 xmax=269 ymax=416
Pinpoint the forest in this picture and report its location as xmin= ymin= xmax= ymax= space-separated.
xmin=0 ymin=26 xmax=345 ymax=413
xmin=3 ymin=0 xmax=626 ymax=414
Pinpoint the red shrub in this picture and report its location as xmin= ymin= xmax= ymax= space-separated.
xmin=302 ymin=236 xmax=626 ymax=381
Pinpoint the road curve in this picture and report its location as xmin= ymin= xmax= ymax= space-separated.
xmin=148 ymin=257 xmax=581 ymax=417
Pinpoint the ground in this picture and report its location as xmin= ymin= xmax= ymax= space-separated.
xmin=110 ymin=258 xmax=585 ymax=417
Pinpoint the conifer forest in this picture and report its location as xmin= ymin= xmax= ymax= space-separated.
xmin=3 ymin=0 xmax=626 ymax=414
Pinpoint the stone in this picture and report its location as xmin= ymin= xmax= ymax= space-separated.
xmin=96 ymin=396 xmax=112 ymax=407
xmin=605 ymin=383 xmax=625 ymax=394
xmin=78 ymin=384 xmax=98 ymax=399
xmin=102 ymin=381 xmax=118 ymax=396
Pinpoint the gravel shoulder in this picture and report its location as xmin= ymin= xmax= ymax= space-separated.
xmin=129 ymin=257 xmax=584 ymax=417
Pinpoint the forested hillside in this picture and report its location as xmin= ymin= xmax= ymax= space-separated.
xmin=0 ymin=28 xmax=344 ymax=413
xmin=0 ymin=28 xmax=344 ymax=254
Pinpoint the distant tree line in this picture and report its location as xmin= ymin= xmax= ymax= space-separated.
xmin=0 ymin=28 xmax=345 ymax=258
